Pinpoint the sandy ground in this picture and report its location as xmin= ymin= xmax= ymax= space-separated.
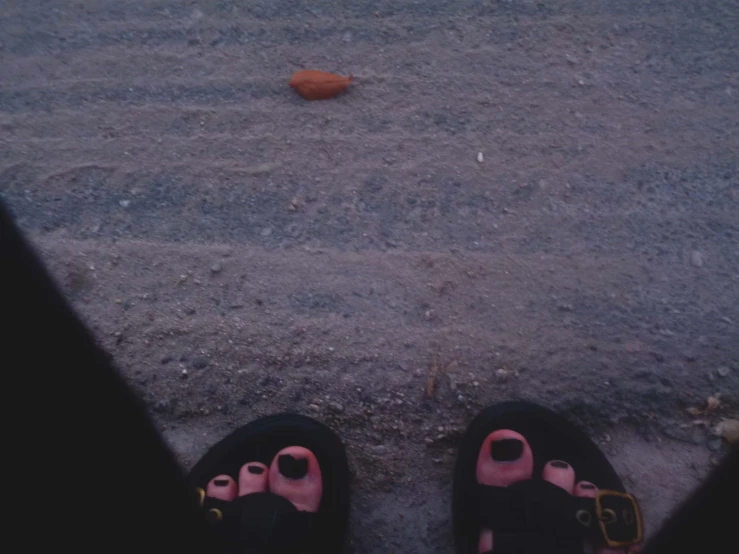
xmin=1 ymin=1 xmax=738 ymax=552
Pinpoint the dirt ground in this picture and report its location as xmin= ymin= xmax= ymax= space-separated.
xmin=1 ymin=1 xmax=738 ymax=552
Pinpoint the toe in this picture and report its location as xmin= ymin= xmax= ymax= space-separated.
xmin=542 ymin=460 xmax=576 ymax=494
xmin=574 ymin=480 xmax=598 ymax=498
xmin=238 ymin=462 xmax=269 ymax=496
xmin=269 ymin=446 xmax=322 ymax=512
xmin=476 ymin=429 xmax=534 ymax=486
xmin=476 ymin=430 xmax=534 ymax=553
xmin=206 ymin=475 xmax=237 ymax=501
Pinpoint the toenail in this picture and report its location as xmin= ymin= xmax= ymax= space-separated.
xmin=214 ymin=479 xmax=230 ymax=486
xmin=247 ymin=465 xmax=265 ymax=475
xmin=580 ymin=483 xmax=596 ymax=490
xmin=278 ymin=454 xmax=309 ymax=479
xmin=490 ymin=438 xmax=524 ymax=462
xmin=550 ymin=461 xmax=569 ymax=469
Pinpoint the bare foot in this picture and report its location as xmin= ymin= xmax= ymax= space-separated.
xmin=476 ymin=430 xmax=636 ymax=553
xmin=204 ymin=446 xmax=322 ymax=515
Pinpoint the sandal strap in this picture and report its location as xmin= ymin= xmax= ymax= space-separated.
xmin=201 ymin=492 xmax=319 ymax=554
xmin=476 ymin=480 xmax=643 ymax=552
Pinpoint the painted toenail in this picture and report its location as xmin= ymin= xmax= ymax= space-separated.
xmin=550 ymin=460 xmax=569 ymax=469
xmin=278 ymin=454 xmax=309 ymax=479
xmin=247 ymin=465 xmax=265 ymax=475
xmin=490 ymin=438 xmax=524 ymax=462
xmin=214 ymin=479 xmax=230 ymax=486
xmin=580 ymin=483 xmax=596 ymax=490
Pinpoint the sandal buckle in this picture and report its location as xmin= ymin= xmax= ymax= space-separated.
xmin=595 ymin=490 xmax=644 ymax=548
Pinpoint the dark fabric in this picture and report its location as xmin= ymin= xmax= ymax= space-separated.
xmin=644 ymin=446 xmax=738 ymax=554
xmin=200 ymin=492 xmax=318 ymax=554
xmin=477 ymin=481 xmax=593 ymax=538
xmin=476 ymin=480 xmax=640 ymax=552
xmin=1 ymin=201 xmax=213 ymax=552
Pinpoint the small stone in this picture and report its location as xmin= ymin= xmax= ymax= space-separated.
xmin=184 ymin=306 xmax=196 ymax=315
xmin=119 ymin=199 xmax=130 ymax=208
xmin=557 ymin=303 xmax=574 ymax=312
xmin=495 ymin=368 xmax=510 ymax=382
xmin=309 ymin=404 xmax=321 ymax=411
xmin=328 ymin=402 xmax=344 ymax=414
xmin=192 ymin=356 xmax=210 ymax=369
xmin=260 ymin=227 xmax=273 ymax=237
xmin=690 ymin=250 xmax=704 ymax=267
xmin=714 ymin=419 xmax=739 ymax=444
xmin=181 ymin=369 xmax=188 ymax=377
xmin=457 ymin=394 xmax=465 ymax=402
xmin=210 ymin=263 xmax=223 ymax=274
xmin=477 ymin=152 xmax=484 ymax=163
xmin=473 ymin=381 xmax=480 ymax=387
xmin=717 ymin=366 xmax=731 ymax=377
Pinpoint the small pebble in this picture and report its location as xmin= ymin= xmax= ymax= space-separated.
xmin=261 ymin=227 xmax=273 ymax=237
xmin=210 ymin=263 xmax=222 ymax=274
xmin=119 ymin=200 xmax=130 ymax=208
xmin=477 ymin=152 xmax=484 ymax=163
xmin=181 ymin=369 xmax=188 ymax=377
xmin=192 ymin=356 xmax=210 ymax=370
xmin=309 ymin=404 xmax=321 ymax=411
xmin=328 ymin=402 xmax=345 ymax=414
xmin=691 ymin=250 xmax=704 ymax=267
xmin=717 ymin=366 xmax=731 ymax=377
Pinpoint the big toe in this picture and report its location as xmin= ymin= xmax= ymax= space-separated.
xmin=238 ymin=462 xmax=269 ymax=496
xmin=476 ymin=429 xmax=534 ymax=486
xmin=269 ymin=446 xmax=322 ymax=512
xmin=476 ymin=430 xmax=534 ymax=553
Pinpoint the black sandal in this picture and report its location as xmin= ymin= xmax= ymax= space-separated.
xmin=189 ymin=413 xmax=350 ymax=554
xmin=453 ymin=401 xmax=644 ymax=554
